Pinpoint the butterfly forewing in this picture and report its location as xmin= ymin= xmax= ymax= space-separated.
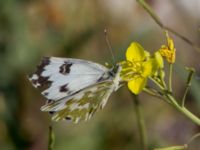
xmin=29 ymin=57 xmax=109 ymax=101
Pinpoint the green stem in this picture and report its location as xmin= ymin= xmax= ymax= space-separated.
xmin=132 ymin=94 xmax=148 ymax=150
xmin=144 ymin=88 xmax=160 ymax=97
xmin=160 ymin=78 xmax=167 ymax=89
xmin=136 ymin=0 xmax=164 ymax=28
xmin=186 ymin=132 xmax=200 ymax=146
xmin=155 ymin=132 xmax=200 ymax=149
xmin=168 ymin=64 xmax=173 ymax=92
xmin=154 ymin=145 xmax=187 ymax=150
xmin=149 ymin=77 xmax=165 ymax=90
xmin=181 ymin=68 xmax=195 ymax=107
xmin=166 ymin=94 xmax=200 ymax=126
xmin=181 ymin=87 xmax=189 ymax=107
xmin=144 ymin=88 xmax=172 ymax=104
xmin=136 ymin=0 xmax=200 ymax=53
xmin=48 ymin=125 xmax=55 ymax=150
xmin=164 ymin=27 xmax=200 ymax=53
xmin=150 ymin=77 xmax=200 ymax=126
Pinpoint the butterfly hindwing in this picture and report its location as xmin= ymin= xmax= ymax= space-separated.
xmin=41 ymin=81 xmax=114 ymax=123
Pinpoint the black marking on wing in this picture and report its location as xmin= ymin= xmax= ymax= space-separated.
xmin=97 ymin=76 xmax=104 ymax=82
xmin=59 ymin=62 xmax=72 ymax=75
xmin=43 ymin=92 xmax=49 ymax=96
xmin=46 ymin=99 xmax=53 ymax=104
xmin=49 ymin=111 xmax=55 ymax=115
xmin=97 ymin=65 xmax=120 ymax=83
xmin=88 ymin=107 xmax=96 ymax=118
xmin=65 ymin=117 xmax=71 ymax=120
xmin=38 ymin=76 xmax=51 ymax=87
xmin=60 ymin=84 xmax=69 ymax=92
xmin=35 ymin=57 xmax=50 ymax=76
xmin=29 ymin=57 xmax=52 ymax=88
xmin=97 ymin=71 xmax=111 ymax=82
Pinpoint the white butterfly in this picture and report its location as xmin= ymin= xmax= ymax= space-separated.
xmin=29 ymin=57 xmax=122 ymax=123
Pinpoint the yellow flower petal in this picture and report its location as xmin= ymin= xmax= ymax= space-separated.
xmin=165 ymin=31 xmax=174 ymax=50
xmin=126 ymin=42 xmax=146 ymax=62
xmin=159 ymin=47 xmax=175 ymax=64
xmin=128 ymin=77 xmax=147 ymax=94
xmin=144 ymin=51 xmax=150 ymax=58
xmin=160 ymin=31 xmax=176 ymax=64
xmin=154 ymin=51 xmax=164 ymax=68
xmin=142 ymin=60 xmax=153 ymax=77
xmin=168 ymin=38 xmax=174 ymax=50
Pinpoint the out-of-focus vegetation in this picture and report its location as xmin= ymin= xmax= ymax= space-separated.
xmin=0 ymin=0 xmax=199 ymax=150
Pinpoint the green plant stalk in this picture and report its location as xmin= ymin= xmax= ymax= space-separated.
xmin=144 ymin=88 xmax=160 ymax=98
xmin=136 ymin=0 xmax=164 ymax=27
xmin=168 ymin=64 xmax=173 ymax=92
xmin=166 ymin=94 xmax=200 ymax=126
xmin=181 ymin=86 xmax=189 ymax=107
xmin=149 ymin=77 xmax=165 ymax=90
xmin=160 ymin=76 xmax=167 ymax=89
xmin=48 ymin=126 xmax=55 ymax=150
xmin=164 ymin=27 xmax=200 ymax=52
xmin=181 ymin=68 xmax=195 ymax=107
xmin=149 ymin=75 xmax=200 ymax=125
xmin=149 ymin=77 xmax=200 ymax=125
xmin=132 ymin=94 xmax=148 ymax=150
xmin=136 ymin=0 xmax=200 ymax=53
xmin=154 ymin=145 xmax=187 ymax=150
xmin=154 ymin=132 xmax=200 ymax=150
xmin=187 ymin=132 xmax=200 ymax=146
xmin=144 ymin=87 xmax=172 ymax=105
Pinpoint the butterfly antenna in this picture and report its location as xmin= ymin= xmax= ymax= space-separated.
xmin=104 ymin=29 xmax=116 ymax=64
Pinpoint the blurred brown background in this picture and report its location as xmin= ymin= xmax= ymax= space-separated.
xmin=0 ymin=0 xmax=200 ymax=150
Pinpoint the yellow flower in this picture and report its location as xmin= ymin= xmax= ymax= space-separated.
xmin=120 ymin=42 xmax=163 ymax=94
xmin=159 ymin=31 xmax=176 ymax=64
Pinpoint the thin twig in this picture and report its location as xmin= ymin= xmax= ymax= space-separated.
xmin=136 ymin=0 xmax=200 ymax=53
xmin=132 ymin=94 xmax=148 ymax=150
xmin=136 ymin=0 xmax=164 ymax=28
xmin=154 ymin=132 xmax=200 ymax=149
xmin=168 ymin=64 xmax=173 ymax=93
xmin=48 ymin=125 xmax=55 ymax=150
xmin=164 ymin=27 xmax=200 ymax=52
xmin=144 ymin=88 xmax=160 ymax=98
xmin=149 ymin=76 xmax=200 ymax=125
xmin=154 ymin=145 xmax=187 ymax=150
xmin=166 ymin=94 xmax=200 ymax=126
xmin=143 ymin=88 xmax=172 ymax=104
xmin=149 ymin=77 xmax=165 ymax=90
xmin=181 ymin=68 xmax=195 ymax=107
xmin=186 ymin=132 xmax=200 ymax=146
